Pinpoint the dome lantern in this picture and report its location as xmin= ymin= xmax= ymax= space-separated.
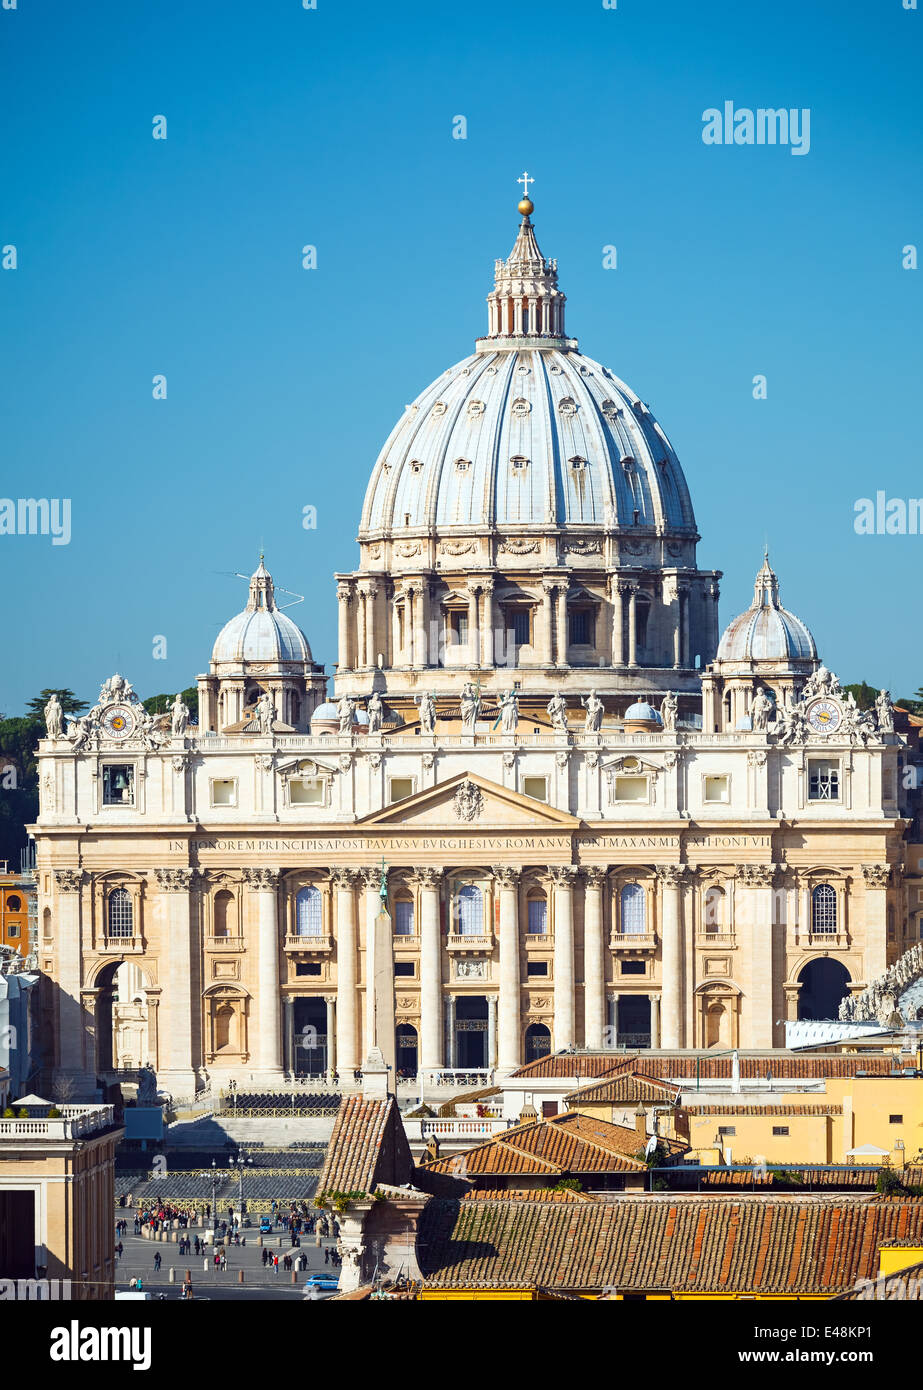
xmin=480 ymin=175 xmax=569 ymax=347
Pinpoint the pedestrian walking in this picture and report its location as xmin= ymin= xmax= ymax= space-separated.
xmin=154 ymin=1252 xmax=162 ymax=1272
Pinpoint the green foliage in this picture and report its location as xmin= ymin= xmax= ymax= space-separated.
xmin=842 ymin=682 xmax=879 ymax=711
xmin=2 ymin=1108 xmax=14 ymax=1119
xmin=142 ymin=687 xmax=199 ymax=718
xmin=24 ymin=689 xmax=88 ymax=719
xmin=551 ymin=1177 xmax=583 ymax=1193
xmin=875 ymin=1166 xmax=903 ymax=1195
xmin=315 ymin=1188 xmax=369 ymax=1213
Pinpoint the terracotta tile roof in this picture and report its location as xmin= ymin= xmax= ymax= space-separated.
xmin=693 ymin=1168 xmax=877 ymax=1190
xmin=418 ymin=1195 xmax=923 ymax=1293
xmin=422 ymin=1111 xmax=684 ymax=1179
xmin=564 ymin=1072 xmax=682 ymax=1106
xmin=683 ymin=1104 xmax=843 ymax=1117
xmin=510 ymin=1051 xmax=896 ymax=1081
xmin=318 ymin=1096 xmax=411 ymax=1194
xmin=834 ymin=1257 xmax=923 ymax=1300
xmin=462 ymin=1187 xmax=597 ymax=1203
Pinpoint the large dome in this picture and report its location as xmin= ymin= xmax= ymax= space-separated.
xmin=211 ymin=561 xmax=312 ymax=666
xmin=717 ymin=555 xmax=817 ymax=664
xmin=360 ymin=346 xmax=696 ymax=535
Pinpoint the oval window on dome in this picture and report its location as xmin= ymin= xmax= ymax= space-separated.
xmin=432 ymin=401 xmax=447 ymax=416
xmin=517 ymin=364 xmax=531 ymax=375
xmin=579 ymin=365 xmax=592 ymax=376
xmin=548 ymin=363 xmax=562 ymax=374
xmin=558 ymin=397 xmax=577 ymax=416
xmin=409 ymin=459 xmax=423 ymax=473
xmin=467 ymin=399 xmax=485 ymax=417
xmin=511 ymin=397 xmax=531 ymax=418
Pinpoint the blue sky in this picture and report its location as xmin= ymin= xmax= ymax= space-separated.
xmin=1 ymin=0 xmax=921 ymax=713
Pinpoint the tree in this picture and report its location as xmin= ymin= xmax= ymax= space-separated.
xmin=841 ymin=682 xmax=879 ymax=711
xmin=24 ymin=689 xmax=88 ymax=720
xmin=142 ymin=686 xmax=199 ymax=720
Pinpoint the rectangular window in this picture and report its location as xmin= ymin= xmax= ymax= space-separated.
xmin=890 ymin=1114 xmax=903 ymax=1124
xmin=620 ymin=960 xmax=645 ymax=976
xmin=510 ymin=610 xmax=530 ymax=646
xmin=289 ymin=778 xmax=325 ymax=805
xmin=394 ymin=900 xmax=415 ymax=936
xmin=772 ymin=1126 xmax=790 ymax=1137
xmin=394 ymin=961 xmax=415 ymax=977
xmin=295 ymin=962 xmax=322 ymax=977
xmin=103 ymin=765 xmax=135 ymax=806
xmin=704 ymin=775 xmax=729 ymax=804
xmin=451 ymin=612 xmax=469 ymax=645
xmin=527 ymin=899 xmax=548 ymax=935
xmin=388 ymin=777 xmax=414 ymax=803
xmin=527 ymin=961 xmax=548 ymax=977
xmin=569 ymin=609 xmax=593 ymax=646
xmin=614 ymin=775 xmax=648 ymax=803
xmin=7 ymin=923 xmax=19 ymax=938
xmin=808 ymin=759 xmax=840 ymax=801
xmin=522 ymin=775 xmax=547 ymax=802
xmin=717 ymin=1126 xmax=736 ymax=1137
xmin=210 ymin=778 xmax=237 ymax=807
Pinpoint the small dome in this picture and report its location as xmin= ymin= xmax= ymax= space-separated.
xmin=311 ymin=701 xmax=340 ymax=722
xmin=211 ymin=560 xmax=312 ymax=667
xmin=624 ymin=700 xmax=662 ymax=723
xmin=717 ymin=555 xmax=817 ymax=664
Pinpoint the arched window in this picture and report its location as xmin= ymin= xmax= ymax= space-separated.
xmin=296 ymin=886 xmax=323 ymax=937
xmin=527 ymin=894 xmax=547 ymax=935
xmin=394 ymin=897 xmax=415 ymax=936
xmin=6 ymin=894 xmax=21 ymax=913
xmin=213 ymin=889 xmax=235 ymax=939
xmin=620 ymin=883 xmax=646 ymax=935
xmin=703 ymin=886 xmax=724 ymax=934
xmin=456 ymin=884 xmax=483 ymax=936
xmin=811 ymin=884 xmax=837 ymax=935
xmin=108 ymin=887 xmax=133 ymax=939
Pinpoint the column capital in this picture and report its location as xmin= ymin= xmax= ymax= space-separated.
xmin=491 ymin=864 xmax=521 ymax=888
xmin=243 ymin=866 xmax=281 ymax=891
xmin=410 ymin=867 xmax=442 ymax=889
xmin=54 ymin=868 xmax=84 ymax=893
xmin=358 ymin=866 xmax=383 ymax=890
xmin=329 ymin=866 xmax=358 ymax=889
xmin=581 ymin=866 xmax=607 ymax=888
xmin=547 ymin=864 xmax=579 ymax=887
xmin=861 ymin=863 xmax=891 ymax=888
xmin=153 ymin=867 xmax=198 ymax=892
xmin=735 ymin=862 xmax=779 ymax=888
xmin=655 ymin=863 xmax=687 ymax=887
xmin=336 ymin=581 xmax=353 ymax=604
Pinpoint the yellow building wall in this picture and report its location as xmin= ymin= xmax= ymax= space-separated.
xmin=824 ymin=1077 xmax=923 ymax=1165
xmin=879 ymin=1246 xmax=923 ymax=1277
xmin=684 ymin=1112 xmax=833 ymax=1165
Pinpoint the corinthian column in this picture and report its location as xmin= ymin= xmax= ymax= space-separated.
xmin=244 ymin=866 xmax=283 ymax=1078
xmin=414 ymin=868 xmax=443 ymax=1070
xmin=583 ymin=868 xmax=606 ymax=1049
xmin=862 ymin=863 xmax=891 ymax=981
xmin=738 ymin=863 xmax=777 ymax=1048
xmin=331 ymin=868 xmax=358 ymax=1073
xmin=359 ymin=866 xmax=384 ymax=1057
xmin=155 ymin=867 xmax=198 ymax=1093
xmin=555 ymin=585 xmax=569 ymax=667
xmin=657 ymin=865 xmax=685 ymax=1049
xmin=492 ymin=865 xmax=521 ymax=1072
xmin=467 ymin=588 xmax=480 ymax=667
xmin=336 ymin=582 xmax=353 ymax=671
xmin=627 ymin=586 xmax=638 ymax=667
xmin=541 ymin=582 xmax=555 ymax=666
xmin=549 ymin=866 xmax=578 ymax=1048
xmin=480 ymin=579 xmax=495 ymax=666
xmin=53 ymin=869 xmax=91 ymax=1093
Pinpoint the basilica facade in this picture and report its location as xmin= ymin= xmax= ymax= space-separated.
xmin=31 ymin=192 xmax=922 ymax=1101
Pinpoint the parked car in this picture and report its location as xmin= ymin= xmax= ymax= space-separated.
xmin=259 ymin=1216 xmax=273 ymax=1234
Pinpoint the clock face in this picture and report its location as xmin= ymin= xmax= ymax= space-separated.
xmin=101 ymin=703 xmax=136 ymax=740
xmin=806 ymin=698 xmax=842 ymax=735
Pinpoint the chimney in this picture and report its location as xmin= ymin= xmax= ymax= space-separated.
xmin=634 ymin=1104 xmax=647 ymax=1141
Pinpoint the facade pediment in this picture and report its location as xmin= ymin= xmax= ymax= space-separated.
xmin=355 ymin=771 xmax=582 ymax=830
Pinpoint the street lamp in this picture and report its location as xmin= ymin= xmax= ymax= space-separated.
xmin=210 ymin=1159 xmax=219 ymax=1242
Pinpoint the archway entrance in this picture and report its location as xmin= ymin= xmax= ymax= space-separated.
xmin=293 ymin=997 xmax=327 ymax=1075
xmin=797 ymin=959 xmax=851 ymax=1020
xmin=396 ymin=1024 xmax=418 ymax=1079
xmin=525 ymin=1023 xmax=551 ymax=1063
xmin=455 ymin=996 xmax=488 ymax=1068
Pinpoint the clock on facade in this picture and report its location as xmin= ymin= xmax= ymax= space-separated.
xmin=100 ymin=704 xmax=136 ymax=740
xmin=805 ymin=698 xmax=842 ymax=735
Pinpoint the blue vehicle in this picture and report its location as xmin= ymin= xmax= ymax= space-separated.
xmin=259 ymin=1216 xmax=273 ymax=1234
xmin=303 ymin=1274 xmax=340 ymax=1296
